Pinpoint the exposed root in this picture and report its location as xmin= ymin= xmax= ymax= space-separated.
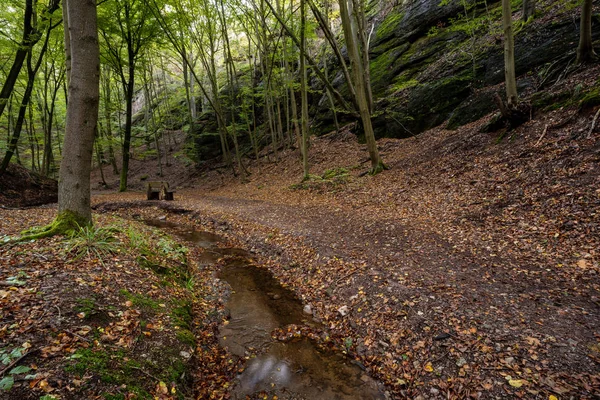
xmin=17 ymin=210 xmax=90 ymax=242
xmin=588 ymin=107 xmax=600 ymax=138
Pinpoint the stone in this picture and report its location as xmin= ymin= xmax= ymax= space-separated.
xmin=303 ymin=304 xmax=313 ymax=315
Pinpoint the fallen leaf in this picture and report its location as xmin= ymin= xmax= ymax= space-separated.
xmin=509 ymin=379 xmax=525 ymax=388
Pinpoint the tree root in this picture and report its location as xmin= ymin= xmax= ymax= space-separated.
xmin=370 ymin=161 xmax=389 ymax=175
xmin=588 ymin=107 xmax=600 ymax=138
xmin=17 ymin=211 xmax=89 ymax=242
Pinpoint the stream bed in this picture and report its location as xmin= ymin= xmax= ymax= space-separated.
xmin=146 ymin=219 xmax=385 ymax=399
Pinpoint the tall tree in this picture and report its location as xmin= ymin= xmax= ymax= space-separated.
xmin=0 ymin=10 xmax=60 ymax=175
xmin=299 ymin=0 xmax=309 ymax=179
xmin=57 ymin=0 xmax=100 ymax=225
xmin=99 ymin=0 xmax=156 ymax=192
xmin=577 ymin=0 xmax=597 ymax=64
xmin=338 ymin=0 xmax=385 ymax=173
xmin=502 ymin=0 xmax=517 ymax=107
xmin=0 ymin=0 xmax=61 ymax=119
xmin=522 ymin=0 xmax=536 ymax=21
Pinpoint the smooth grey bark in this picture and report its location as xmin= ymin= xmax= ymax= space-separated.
xmin=338 ymin=0 xmax=384 ymax=173
xmin=502 ymin=0 xmax=518 ymax=107
xmin=300 ymin=0 xmax=309 ymax=179
xmin=58 ymin=0 xmax=100 ymax=224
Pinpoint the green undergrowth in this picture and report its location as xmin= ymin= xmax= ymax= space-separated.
xmin=62 ymin=221 xmax=197 ymax=399
xmin=66 ymin=348 xmax=152 ymax=399
xmin=17 ymin=210 xmax=90 ymax=241
xmin=290 ymin=167 xmax=352 ymax=191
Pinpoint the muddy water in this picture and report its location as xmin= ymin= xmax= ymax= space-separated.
xmin=147 ymin=220 xmax=384 ymax=399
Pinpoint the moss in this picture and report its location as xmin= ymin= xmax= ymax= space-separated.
xmin=171 ymin=300 xmax=193 ymax=330
xmin=176 ymin=329 xmax=196 ymax=346
xmin=75 ymin=297 xmax=98 ymax=318
xmin=18 ymin=210 xmax=90 ymax=241
xmin=375 ymin=12 xmax=405 ymax=42
xmin=370 ymin=44 xmax=411 ymax=92
xmin=119 ymin=289 xmax=160 ymax=310
xmin=370 ymin=161 xmax=388 ymax=175
xmin=167 ymin=360 xmax=186 ymax=382
xmin=322 ymin=167 xmax=349 ymax=180
xmin=67 ymin=348 xmax=151 ymax=399
xmin=579 ymin=87 xmax=600 ymax=110
xmin=390 ymin=78 xmax=420 ymax=94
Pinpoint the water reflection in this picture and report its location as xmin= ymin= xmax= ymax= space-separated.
xmin=146 ymin=218 xmax=384 ymax=399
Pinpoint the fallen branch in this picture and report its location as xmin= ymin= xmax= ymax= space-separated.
xmin=131 ymin=366 xmax=161 ymax=381
xmin=535 ymin=124 xmax=549 ymax=146
xmin=336 ymin=269 xmax=360 ymax=285
xmin=0 ymin=349 xmax=38 ymax=378
xmin=65 ymin=329 xmax=92 ymax=343
xmin=588 ymin=108 xmax=600 ymax=139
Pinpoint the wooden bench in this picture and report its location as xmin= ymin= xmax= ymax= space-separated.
xmin=146 ymin=181 xmax=175 ymax=201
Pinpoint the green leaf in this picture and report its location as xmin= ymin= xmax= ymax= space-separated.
xmin=10 ymin=348 xmax=23 ymax=359
xmin=0 ymin=376 xmax=14 ymax=390
xmin=9 ymin=365 xmax=31 ymax=375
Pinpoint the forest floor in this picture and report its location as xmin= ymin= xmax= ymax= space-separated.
xmin=1 ymin=66 xmax=600 ymax=398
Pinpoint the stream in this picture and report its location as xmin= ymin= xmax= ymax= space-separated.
xmin=146 ymin=219 xmax=385 ymax=399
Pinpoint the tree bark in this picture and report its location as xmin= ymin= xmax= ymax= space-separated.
xmin=58 ymin=0 xmax=100 ymax=224
xmin=522 ymin=0 xmax=535 ymax=21
xmin=300 ymin=0 xmax=310 ymax=180
xmin=0 ymin=19 xmax=55 ymax=175
xmin=502 ymin=0 xmax=518 ymax=107
xmin=338 ymin=0 xmax=385 ymax=173
xmin=577 ymin=0 xmax=596 ymax=64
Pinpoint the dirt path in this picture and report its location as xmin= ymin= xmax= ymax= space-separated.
xmin=95 ymin=189 xmax=600 ymax=398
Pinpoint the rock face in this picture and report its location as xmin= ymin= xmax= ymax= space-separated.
xmin=313 ymin=0 xmax=600 ymax=138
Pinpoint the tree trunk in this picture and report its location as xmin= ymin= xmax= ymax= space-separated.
xmin=58 ymin=0 xmax=100 ymax=225
xmin=522 ymin=0 xmax=535 ymax=21
xmin=118 ymin=60 xmax=135 ymax=192
xmin=577 ymin=0 xmax=596 ymax=64
xmin=300 ymin=0 xmax=310 ymax=180
xmin=0 ymin=21 xmax=54 ymax=175
xmin=502 ymin=0 xmax=518 ymax=107
xmin=0 ymin=0 xmax=34 ymax=120
xmin=338 ymin=0 xmax=385 ymax=173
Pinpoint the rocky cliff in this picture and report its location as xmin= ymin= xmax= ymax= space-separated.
xmin=314 ymin=0 xmax=600 ymax=138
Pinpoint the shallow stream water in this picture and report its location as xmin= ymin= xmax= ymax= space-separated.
xmin=146 ymin=219 xmax=384 ymax=399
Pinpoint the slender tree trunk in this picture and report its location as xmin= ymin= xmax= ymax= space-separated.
xmin=101 ymin=66 xmax=119 ymax=174
xmin=338 ymin=0 xmax=385 ymax=173
xmin=119 ymin=61 xmax=135 ymax=192
xmin=502 ymin=0 xmax=518 ymax=107
xmin=0 ymin=23 xmax=53 ymax=175
xmin=26 ymin=102 xmax=37 ymax=172
xmin=522 ymin=0 xmax=536 ymax=21
xmin=0 ymin=0 xmax=34 ymax=120
xmin=300 ymin=0 xmax=309 ymax=180
xmin=58 ymin=0 xmax=100 ymax=225
xmin=577 ymin=0 xmax=596 ymax=64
